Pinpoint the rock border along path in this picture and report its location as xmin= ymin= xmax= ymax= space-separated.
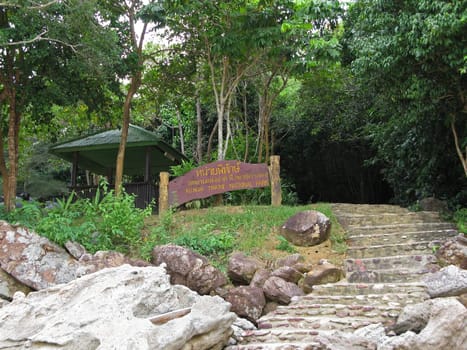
xmin=227 ymin=204 xmax=458 ymax=349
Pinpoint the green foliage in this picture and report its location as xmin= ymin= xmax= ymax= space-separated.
xmin=454 ymin=208 xmax=467 ymax=234
xmin=276 ymin=235 xmax=297 ymax=253
xmin=0 ymin=201 xmax=43 ymax=229
xmin=4 ymin=182 xmax=154 ymax=255
xmin=173 ymin=229 xmax=236 ymax=258
xmin=343 ymin=0 xmax=467 ymax=206
xmin=224 ymin=180 xmax=299 ymax=206
xmin=170 ymin=159 xmax=198 ymax=177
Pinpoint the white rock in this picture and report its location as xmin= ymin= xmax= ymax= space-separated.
xmin=423 ymin=264 xmax=467 ymax=297
xmin=0 ymin=264 xmax=236 ymax=349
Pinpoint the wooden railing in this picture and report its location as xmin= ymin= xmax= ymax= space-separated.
xmin=72 ymin=182 xmax=157 ymax=210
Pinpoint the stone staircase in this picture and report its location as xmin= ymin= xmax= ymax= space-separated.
xmin=227 ymin=204 xmax=458 ymax=349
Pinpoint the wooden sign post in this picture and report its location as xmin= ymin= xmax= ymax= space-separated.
xmin=158 ymin=172 xmax=169 ymax=215
xmin=158 ymin=156 xmax=281 ymax=214
xmin=270 ymin=155 xmax=282 ymax=207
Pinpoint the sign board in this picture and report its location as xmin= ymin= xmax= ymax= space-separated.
xmin=168 ymin=160 xmax=269 ymax=206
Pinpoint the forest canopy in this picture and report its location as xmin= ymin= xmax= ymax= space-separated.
xmin=0 ymin=0 xmax=465 ymax=210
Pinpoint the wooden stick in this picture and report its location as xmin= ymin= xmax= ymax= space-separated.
xmin=149 ymin=307 xmax=191 ymax=325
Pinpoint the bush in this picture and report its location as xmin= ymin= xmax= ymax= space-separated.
xmin=34 ymin=182 xmax=153 ymax=254
xmin=454 ymin=208 xmax=467 ymax=234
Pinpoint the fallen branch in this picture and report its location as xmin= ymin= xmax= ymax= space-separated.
xmin=149 ymin=307 xmax=191 ymax=325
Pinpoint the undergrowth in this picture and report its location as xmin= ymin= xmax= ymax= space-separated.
xmin=1 ymin=194 xmax=347 ymax=270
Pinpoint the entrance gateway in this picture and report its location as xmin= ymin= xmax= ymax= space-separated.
xmin=158 ymin=156 xmax=281 ymax=213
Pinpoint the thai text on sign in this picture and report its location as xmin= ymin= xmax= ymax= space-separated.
xmin=168 ymin=160 xmax=270 ymax=206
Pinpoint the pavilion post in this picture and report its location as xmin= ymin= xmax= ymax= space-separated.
xmin=159 ymin=172 xmax=169 ymax=215
xmin=144 ymin=147 xmax=151 ymax=182
xmin=71 ymin=152 xmax=79 ymax=187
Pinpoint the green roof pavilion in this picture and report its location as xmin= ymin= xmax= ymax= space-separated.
xmin=49 ymin=125 xmax=187 ymax=208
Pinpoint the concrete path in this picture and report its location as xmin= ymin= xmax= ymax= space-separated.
xmin=227 ymin=204 xmax=457 ymax=349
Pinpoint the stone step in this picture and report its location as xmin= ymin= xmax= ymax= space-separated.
xmin=226 ymin=342 xmax=326 ymax=350
xmin=346 ymin=268 xmax=438 ymax=283
xmin=295 ymin=292 xmax=428 ymax=306
xmin=346 ymin=229 xmax=458 ymax=246
xmin=331 ymin=204 xmax=411 ymax=215
xmin=337 ymin=212 xmax=442 ymax=226
xmin=310 ymin=282 xmax=428 ymax=296
xmin=345 ymin=240 xmax=442 ymax=259
xmin=345 ymin=254 xmax=438 ymax=273
xmin=256 ymin=313 xmax=397 ymax=333
xmin=346 ymin=223 xmax=456 ymax=236
xmin=233 ymin=325 xmax=393 ymax=345
xmin=261 ymin=302 xmax=402 ymax=320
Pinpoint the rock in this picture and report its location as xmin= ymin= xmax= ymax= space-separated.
xmin=436 ymin=235 xmax=467 ymax=269
xmin=274 ymin=254 xmax=312 ymax=274
xmin=423 ymin=265 xmax=467 ymax=298
xmin=0 ymin=221 xmax=154 ymax=291
xmin=271 ymin=265 xmax=303 ymax=284
xmin=228 ymin=251 xmax=265 ymax=285
xmin=249 ymin=268 xmax=271 ymax=289
xmin=228 ymin=317 xmax=257 ymax=346
xmin=78 ymin=250 xmax=150 ymax=276
xmin=280 ymin=210 xmax=331 ymax=246
xmin=301 ymin=263 xmax=345 ymax=293
xmin=262 ymin=276 xmax=304 ymax=304
xmin=379 ymin=298 xmax=467 ymax=350
xmin=152 ymin=244 xmax=227 ymax=295
xmin=389 ymin=301 xmax=431 ymax=335
xmin=0 ymin=264 xmax=237 ymax=349
xmin=64 ymin=240 xmax=87 ymax=259
xmin=418 ymin=197 xmax=448 ymax=212
xmin=223 ymin=286 xmax=266 ymax=323
xmin=0 ymin=268 xmax=32 ymax=301
xmin=274 ymin=254 xmax=304 ymax=268
xmin=0 ymin=221 xmax=80 ymax=290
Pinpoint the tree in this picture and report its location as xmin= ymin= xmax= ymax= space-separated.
xmin=344 ymin=0 xmax=467 ymax=204
xmin=164 ymin=0 xmax=292 ymax=161
xmin=0 ymin=0 xmax=120 ymax=211
xmin=253 ymin=0 xmax=341 ymax=163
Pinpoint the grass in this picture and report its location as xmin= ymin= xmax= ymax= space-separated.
xmin=142 ymin=203 xmax=347 ymax=271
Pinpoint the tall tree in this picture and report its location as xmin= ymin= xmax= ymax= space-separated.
xmin=344 ymin=0 xmax=467 ymax=203
xmin=164 ymin=0 xmax=287 ymax=161
xmin=0 ymin=0 xmax=120 ymax=211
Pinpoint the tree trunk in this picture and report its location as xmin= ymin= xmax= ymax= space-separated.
xmin=196 ymin=94 xmax=202 ymax=163
xmin=115 ymin=77 xmax=140 ymax=195
xmin=206 ymin=120 xmax=218 ymax=161
xmin=114 ymin=5 xmax=146 ymax=196
xmin=176 ymin=108 xmax=185 ymax=155
xmin=451 ymin=114 xmax=467 ymax=177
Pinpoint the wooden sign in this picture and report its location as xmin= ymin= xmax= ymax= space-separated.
xmin=168 ymin=160 xmax=269 ymax=206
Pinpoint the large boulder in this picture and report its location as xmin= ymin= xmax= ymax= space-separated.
xmin=436 ymin=234 xmax=467 ymax=269
xmin=0 ymin=268 xmax=32 ymax=302
xmin=423 ymin=264 xmax=467 ymax=298
xmin=151 ymin=244 xmax=227 ymax=295
xmin=379 ymin=298 xmax=466 ymax=350
xmin=280 ymin=210 xmax=331 ymax=247
xmin=418 ymin=197 xmax=448 ymax=212
xmin=271 ymin=265 xmax=303 ymax=284
xmin=223 ymin=286 xmax=266 ymax=323
xmin=0 ymin=264 xmax=237 ymax=349
xmin=262 ymin=276 xmax=304 ymax=304
xmin=0 ymin=220 xmax=153 ymax=291
xmin=249 ymin=268 xmax=271 ymax=289
xmin=0 ymin=221 xmax=81 ymax=290
xmin=228 ymin=251 xmax=265 ymax=285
